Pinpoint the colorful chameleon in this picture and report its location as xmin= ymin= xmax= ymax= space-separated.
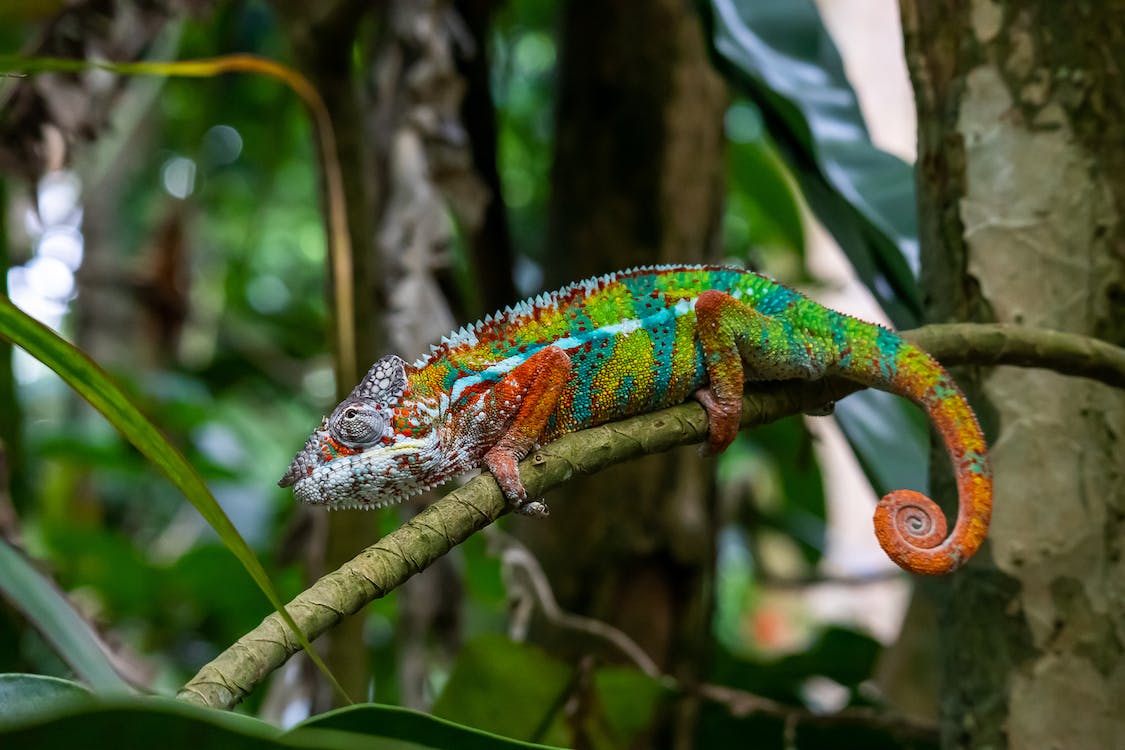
xmin=280 ymin=265 xmax=991 ymax=575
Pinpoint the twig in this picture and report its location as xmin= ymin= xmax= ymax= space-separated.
xmin=487 ymin=527 xmax=666 ymax=679
xmin=698 ymin=683 xmax=937 ymax=746
xmin=755 ymin=568 xmax=904 ymax=589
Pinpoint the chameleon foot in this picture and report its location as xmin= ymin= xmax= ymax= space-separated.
xmin=805 ymin=400 xmax=836 ymax=417
xmin=514 ymin=499 xmax=550 ymax=518
xmin=693 ymin=386 xmax=740 ymax=455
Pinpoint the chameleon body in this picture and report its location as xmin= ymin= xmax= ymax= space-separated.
xmin=280 ymin=265 xmax=992 ymax=575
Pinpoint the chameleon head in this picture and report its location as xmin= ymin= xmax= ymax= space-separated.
xmin=278 ymin=355 xmax=438 ymax=509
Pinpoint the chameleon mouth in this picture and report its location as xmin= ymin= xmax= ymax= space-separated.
xmin=284 ymin=438 xmax=434 ymax=510
xmin=289 ymin=471 xmax=403 ymax=510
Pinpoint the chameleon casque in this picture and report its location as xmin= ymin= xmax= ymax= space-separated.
xmin=280 ymin=265 xmax=992 ymax=576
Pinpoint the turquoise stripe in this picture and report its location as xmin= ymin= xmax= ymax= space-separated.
xmin=875 ymin=327 xmax=902 ymax=379
xmin=753 ymin=284 xmax=799 ymax=315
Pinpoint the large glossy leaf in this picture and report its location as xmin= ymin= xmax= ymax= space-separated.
xmin=0 ymin=695 xmax=338 ymax=748
xmin=0 ymin=674 xmax=92 ymax=724
xmin=706 ymin=0 xmax=932 ymax=509
xmin=0 ymin=542 xmax=132 ymax=693
xmin=707 ymin=0 xmax=922 ymax=328
xmin=723 ymin=102 xmax=806 ymax=261
xmin=0 ymin=295 xmax=342 ymax=698
xmin=292 ymin=704 xmax=567 ymax=750
xmin=833 ymin=389 xmax=929 ymax=499
xmin=0 ymin=683 xmax=563 ymax=750
xmin=432 ymin=635 xmax=572 ymax=747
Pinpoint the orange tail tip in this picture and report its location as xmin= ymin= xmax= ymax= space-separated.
xmin=873 ymin=464 xmax=992 ymax=575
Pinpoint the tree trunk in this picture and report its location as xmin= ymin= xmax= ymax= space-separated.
xmin=274 ymin=0 xmax=383 ymax=708
xmin=900 ymin=1 xmax=1125 ymax=747
xmin=520 ymin=1 xmax=727 ymax=747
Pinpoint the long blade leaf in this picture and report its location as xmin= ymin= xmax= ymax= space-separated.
xmin=0 ymin=541 xmax=130 ymax=693
xmin=0 ymin=296 xmax=348 ymax=702
xmin=0 ymin=52 xmax=357 ymax=385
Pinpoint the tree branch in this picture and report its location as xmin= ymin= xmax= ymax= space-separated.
xmin=905 ymin=323 xmax=1125 ymax=389
xmin=177 ymin=323 xmax=1125 ymax=709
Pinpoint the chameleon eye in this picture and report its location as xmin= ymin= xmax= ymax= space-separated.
xmin=330 ymin=402 xmax=387 ymax=447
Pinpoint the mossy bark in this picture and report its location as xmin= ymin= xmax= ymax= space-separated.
xmin=900 ymin=1 xmax=1125 ymax=746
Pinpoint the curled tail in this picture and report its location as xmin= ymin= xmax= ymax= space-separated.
xmin=836 ymin=324 xmax=992 ymax=575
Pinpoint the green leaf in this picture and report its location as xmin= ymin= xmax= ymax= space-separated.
xmin=0 ymin=295 xmax=344 ymax=699
xmin=724 ymin=102 xmax=806 ymax=261
xmin=0 ymin=541 xmax=131 ymax=693
xmin=0 ymin=697 xmax=333 ymax=748
xmin=590 ymin=667 xmax=671 ymax=747
xmin=705 ymin=0 xmax=935 ymax=518
xmin=433 ymin=635 xmax=572 ymax=747
xmin=707 ymin=0 xmax=922 ymax=328
xmin=834 ymin=389 xmax=929 ymax=500
xmin=748 ymin=417 xmax=827 ymax=564
xmin=0 ymin=674 xmax=92 ymax=725
xmin=292 ymin=704 xmax=567 ymax=750
xmin=711 ymin=627 xmax=882 ymax=699
xmin=0 ymin=694 xmax=568 ymax=750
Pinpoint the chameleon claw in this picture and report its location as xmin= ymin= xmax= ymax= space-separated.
xmin=692 ymin=385 xmax=739 ymax=455
xmin=805 ymin=400 xmax=836 ymax=417
xmin=514 ymin=499 xmax=550 ymax=518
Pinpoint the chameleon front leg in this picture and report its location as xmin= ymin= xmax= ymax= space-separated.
xmin=481 ymin=345 xmax=573 ymax=517
xmin=693 ymin=289 xmax=827 ymax=454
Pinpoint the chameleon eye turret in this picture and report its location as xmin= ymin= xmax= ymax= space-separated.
xmin=329 ymin=402 xmax=388 ymax=448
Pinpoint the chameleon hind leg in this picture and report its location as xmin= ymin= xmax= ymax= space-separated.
xmin=481 ymin=345 xmax=573 ymax=517
xmin=693 ymin=289 xmax=827 ymax=454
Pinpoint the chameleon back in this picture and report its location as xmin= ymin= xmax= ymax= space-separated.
xmin=406 ymin=265 xmax=789 ymax=437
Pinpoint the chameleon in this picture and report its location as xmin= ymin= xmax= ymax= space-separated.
xmin=280 ymin=264 xmax=992 ymax=575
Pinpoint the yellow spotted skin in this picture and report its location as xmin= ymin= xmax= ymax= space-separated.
xmin=283 ymin=264 xmax=991 ymax=575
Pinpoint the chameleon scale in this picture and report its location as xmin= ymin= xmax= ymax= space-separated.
xmin=280 ymin=265 xmax=992 ymax=576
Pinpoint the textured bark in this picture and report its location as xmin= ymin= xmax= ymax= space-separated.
xmin=0 ymin=0 xmax=209 ymax=181
xmin=454 ymin=0 xmax=518 ymax=313
xmin=900 ymin=1 xmax=1125 ymax=747
xmin=274 ymin=0 xmax=382 ymax=709
xmin=525 ymin=1 xmax=727 ymax=746
xmin=361 ymin=0 xmax=493 ymax=709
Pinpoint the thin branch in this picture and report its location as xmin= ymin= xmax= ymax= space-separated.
xmin=488 ymin=527 xmax=666 ymax=679
xmin=698 ymin=684 xmax=937 ymax=746
xmin=491 ymin=527 xmax=935 ymax=745
xmin=756 ymin=568 xmax=904 ymax=589
xmin=177 ymin=323 xmax=1125 ymax=709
